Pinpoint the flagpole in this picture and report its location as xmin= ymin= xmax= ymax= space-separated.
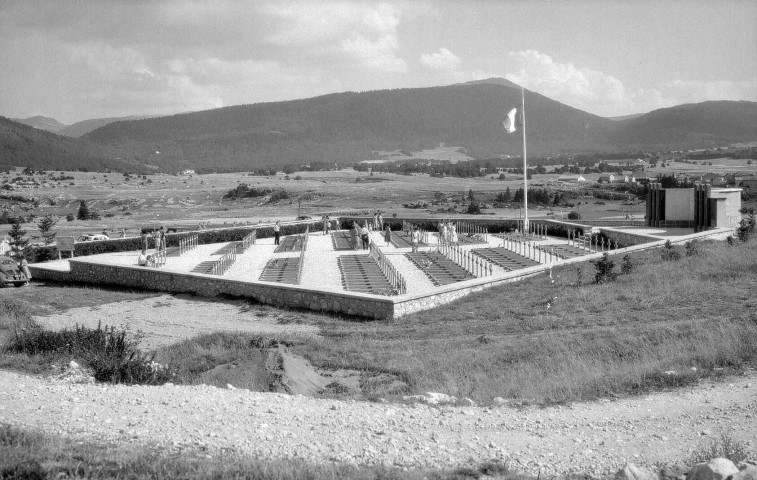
xmin=521 ymin=88 xmax=528 ymax=232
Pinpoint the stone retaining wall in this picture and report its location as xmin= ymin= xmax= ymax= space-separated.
xmin=31 ymin=260 xmax=394 ymax=320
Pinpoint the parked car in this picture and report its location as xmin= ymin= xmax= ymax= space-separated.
xmin=0 ymin=256 xmax=28 ymax=287
xmin=295 ymin=215 xmax=312 ymax=220
xmin=76 ymin=234 xmax=109 ymax=242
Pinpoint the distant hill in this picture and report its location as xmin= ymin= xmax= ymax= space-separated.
xmin=11 ymin=115 xmax=67 ymax=133
xmin=609 ymin=101 xmax=757 ymax=149
xmin=0 ymin=116 xmax=141 ymax=172
xmin=608 ymin=113 xmax=645 ymax=122
xmin=59 ymin=115 xmax=155 ymax=138
xmin=84 ymin=79 xmax=617 ymax=171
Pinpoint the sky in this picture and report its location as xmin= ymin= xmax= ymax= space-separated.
xmin=1 ymin=0 xmax=755 ymax=124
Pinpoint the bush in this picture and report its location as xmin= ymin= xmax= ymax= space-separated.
xmin=567 ymin=211 xmax=581 ymax=220
xmin=736 ymin=208 xmax=755 ymax=242
xmin=661 ymin=240 xmax=681 ymax=261
xmin=687 ymin=432 xmax=754 ymax=464
xmin=592 ymin=252 xmax=616 ymax=284
xmin=685 ymin=241 xmax=702 ymax=257
xmin=8 ymin=321 xmax=175 ymax=385
xmin=621 ymin=254 xmax=634 ymax=274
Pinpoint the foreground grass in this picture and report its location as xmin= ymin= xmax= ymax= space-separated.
xmin=275 ymin=239 xmax=757 ymax=403
xmin=2 ymin=239 xmax=756 ymax=405
xmin=0 ymin=424 xmax=522 ymax=480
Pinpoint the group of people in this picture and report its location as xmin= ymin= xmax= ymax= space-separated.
xmin=371 ymin=211 xmax=384 ymax=231
xmin=137 ymin=226 xmax=167 ymax=267
xmin=321 ymin=216 xmax=341 ymax=235
xmin=350 ymin=222 xmax=372 ymax=250
xmin=437 ymin=220 xmax=459 ymax=245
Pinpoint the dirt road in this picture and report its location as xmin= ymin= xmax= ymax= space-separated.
xmin=1 ymin=369 xmax=754 ymax=477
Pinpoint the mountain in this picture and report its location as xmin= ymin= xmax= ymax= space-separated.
xmin=608 ymin=113 xmax=645 ymax=122
xmin=0 ymin=116 xmax=141 ymax=172
xmin=59 ymin=115 xmax=155 ymax=138
xmin=609 ymin=101 xmax=757 ymax=149
xmin=11 ymin=115 xmax=67 ymax=133
xmin=83 ymin=79 xmax=617 ymax=171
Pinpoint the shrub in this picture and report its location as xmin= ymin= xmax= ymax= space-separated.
xmin=661 ymin=240 xmax=681 ymax=261
xmin=621 ymin=254 xmax=634 ymax=274
xmin=736 ymin=208 xmax=755 ymax=242
xmin=567 ymin=211 xmax=581 ymax=220
xmin=687 ymin=432 xmax=754 ymax=464
xmin=592 ymin=252 xmax=616 ymax=284
xmin=685 ymin=241 xmax=701 ymax=257
xmin=8 ymin=321 xmax=175 ymax=385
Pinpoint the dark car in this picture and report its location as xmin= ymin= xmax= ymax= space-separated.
xmin=0 ymin=256 xmax=28 ymax=287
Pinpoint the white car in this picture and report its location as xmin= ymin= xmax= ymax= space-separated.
xmin=76 ymin=234 xmax=109 ymax=242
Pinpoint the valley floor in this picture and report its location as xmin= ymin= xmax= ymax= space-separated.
xmin=1 ymin=368 xmax=754 ymax=477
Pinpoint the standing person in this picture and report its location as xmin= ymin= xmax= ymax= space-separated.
xmin=440 ymin=222 xmax=448 ymax=244
xmin=140 ymin=231 xmax=148 ymax=252
xmin=119 ymin=229 xmax=126 ymax=238
xmin=372 ymin=211 xmax=379 ymax=230
xmin=158 ymin=226 xmax=167 ymax=252
xmin=360 ymin=223 xmax=370 ymax=250
xmin=384 ymin=224 xmax=392 ymax=247
xmin=450 ymin=223 xmax=459 ymax=246
xmin=325 ymin=216 xmax=331 ymax=235
xmin=20 ymin=257 xmax=31 ymax=285
xmin=410 ymin=227 xmax=420 ymax=253
xmin=273 ymin=221 xmax=281 ymax=245
xmin=377 ymin=212 xmax=384 ymax=230
xmin=322 ymin=216 xmax=327 ymax=235
xmin=335 ymin=218 xmax=341 ymax=231
xmin=350 ymin=222 xmax=358 ymax=249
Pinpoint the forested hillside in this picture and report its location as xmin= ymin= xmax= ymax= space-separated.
xmin=83 ymin=81 xmax=616 ymax=172
xmin=0 ymin=117 xmax=137 ymax=172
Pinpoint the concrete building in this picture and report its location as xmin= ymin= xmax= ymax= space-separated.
xmin=646 ymin=183 xmax=742 ymax=231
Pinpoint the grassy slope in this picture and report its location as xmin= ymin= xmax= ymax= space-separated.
xmin=283 ymin=239 xmax=757 ymax=403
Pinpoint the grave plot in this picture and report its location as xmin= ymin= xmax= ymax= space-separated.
xmin=274 ymin=235 xmax=307 ymax=253
xmin=332 ymin=231 xmax=356 ymax=251
xmin=472 ymin=248 xmax=540 ymax=271
xmin=390 ymin=232 xmax=427 ymax=249
xmin=535 ymin=244 xmax=593 ymax=259
xmin=337 ymin=255 xmax=396 ymax=295
xmin=259 ymin=257 xmax=301 ymax=284
xmin=405 ymin=251 xmax=473 ymax=286
xmin=454 ymin=233 xmax=488 ymax=246
xmin=190 ymin=242 xmax=240 ymax=274
xmin=211 ymin=242 xmax=243 ymax=255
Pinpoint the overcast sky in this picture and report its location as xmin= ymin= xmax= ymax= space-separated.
xmin=1 ymin=0 xmax=755 ymax=124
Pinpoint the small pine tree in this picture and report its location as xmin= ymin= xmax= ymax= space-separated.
xmin=37 ymin=214 xmax=57 ymax=246
xmin=621 ymin=254 xmax=634 ymax=275
xmin=593 ymin=252 xmax=616 ymax=284
xmin=77 ymin=200 xmax=90 ymax=220
xmin=8 ymin=217 xmax=28 ymax=261
xmin=468 ymin=189 xmax=475 ymax=202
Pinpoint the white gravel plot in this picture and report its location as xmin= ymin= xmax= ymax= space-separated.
xmin=1 ymin=371 xmax=754 ymax=477
xmin=223 ymin=239 xmax=278 ymax=282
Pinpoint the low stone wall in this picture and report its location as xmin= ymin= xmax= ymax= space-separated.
xmin=599 ymin=228 xmax=660 ymax=247
xmin=32 ymin=260 xmax=395 ymax=320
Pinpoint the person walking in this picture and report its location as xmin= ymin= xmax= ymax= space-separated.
xmin=384 ymin=224 xmax=392 ymax=247
xmin=273 ymin=221 xmax=281 ymax=245
xmin=410 ymin=227 xmax=420 ymax=253
xmin=360 ymin=223 xmax=370 ymax=250
xmin=350 ymin=222 xmax=358 ymax=249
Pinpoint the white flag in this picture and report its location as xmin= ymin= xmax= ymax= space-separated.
xmin=501 ymin=107 xmax=518 ymax=134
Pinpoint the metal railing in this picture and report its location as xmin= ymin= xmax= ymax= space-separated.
xmin=210 ymin=247 xmax=237 ymax=275
xmin=152 ymin=248 xmax=166 ymax=268
xmin=241 ymin=230 xmax=256 ymax=251
xmin=295 ymin=226 xmax=309 ymax=284
xmin=369 ymin=243 xmax=407 ymax=294
xmin=436 ymin=240 xmax=494 ymax=278
xmin=178 ymin=233 xmax=199 ymax=256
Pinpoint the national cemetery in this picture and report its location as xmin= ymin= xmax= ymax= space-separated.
xmin=28 ymin=182 xmax=742 ymax=320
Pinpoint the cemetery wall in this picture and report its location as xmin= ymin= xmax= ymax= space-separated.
xmin=31 ymin=260 xmax=395 ymax=320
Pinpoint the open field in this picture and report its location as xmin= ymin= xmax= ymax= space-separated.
xmin=3 ymin=156 xmax=756 ymax=242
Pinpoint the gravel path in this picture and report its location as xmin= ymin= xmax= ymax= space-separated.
xmin=1 ymin=370 xmax=754 ymax=476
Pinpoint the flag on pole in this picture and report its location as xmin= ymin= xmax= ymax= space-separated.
xmin=501 ymin=107 xmax=518 ymax=134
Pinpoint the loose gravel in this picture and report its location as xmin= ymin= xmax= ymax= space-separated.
xmin=1 ymin=370 xmax=754 ymax=477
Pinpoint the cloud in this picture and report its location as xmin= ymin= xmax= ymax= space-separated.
xmin=662 ymin=79 xmax=757 ymax=103
xmin=420 ymin=48 xmax=461 ymax=71
xmin=263 ymin=1 xmax=406 ymax=73
xmin=505 ymin=50 xmax=626 ymax=107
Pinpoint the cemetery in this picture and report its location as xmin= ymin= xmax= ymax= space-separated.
xmin=28 ymin=181 xmax=739 ymax=319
